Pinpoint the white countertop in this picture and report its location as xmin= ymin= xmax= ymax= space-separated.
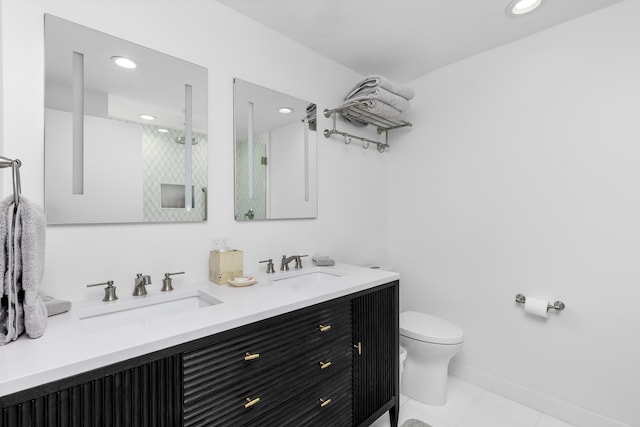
xmin=0 ymin=264 xmax=399 ymax=397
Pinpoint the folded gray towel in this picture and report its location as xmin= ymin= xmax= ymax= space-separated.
xmin=346 ymin=87 xmax=411 ymax=112
xmin=345 ymin=75 xmax=415 ymax=101
xmin=341 ymin=99 xmax=403 ymax=120
xmin=40 ymin=294 xmax=72 ymax=317
xmin=15 ymin=197 xmax=48 ymax=338
xmin=312 ymin=256 xmax=335 ymax=266
xmin=0 ymin=197 xmax=19 ymax=345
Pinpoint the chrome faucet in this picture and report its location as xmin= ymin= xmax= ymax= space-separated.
xmin=280 ymin=255 xmax=308 ymax=271
xmin=280 ymin=255 xmax=297 ymax=271
xmin=133 ymin=273 xmax=152 ymax=296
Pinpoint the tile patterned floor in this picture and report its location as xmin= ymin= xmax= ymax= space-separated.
xmin=370 ymin=377 xmax=575 ymax=427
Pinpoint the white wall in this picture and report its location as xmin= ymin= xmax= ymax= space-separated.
xmin=388 ymin=2 xmax=639 ymax=426
xmin=0 ymin=0 xmax=389 ymax=301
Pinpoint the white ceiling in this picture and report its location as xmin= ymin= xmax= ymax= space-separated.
xmin=216 ymin=0 xmax=623 ymax=83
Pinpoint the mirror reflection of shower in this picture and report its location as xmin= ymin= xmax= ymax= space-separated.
xmin=233 ymin=78 xmax=318 ymax=221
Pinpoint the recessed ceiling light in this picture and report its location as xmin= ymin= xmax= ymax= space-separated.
xmin=278 ymin=107 xmax=294 ymax=114
xmin=111 ymin=56 xmax=137 ymax=69
xmin=506 ymin=0 xmax=543 ymax=16
xmin=139 ymin=114 xmax=156 ymax=121
xmin=158 ymin=128 xmax=169 ymax=133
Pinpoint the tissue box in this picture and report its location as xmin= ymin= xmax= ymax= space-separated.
xmin=210 ymin=250 xmax=243 ymax=285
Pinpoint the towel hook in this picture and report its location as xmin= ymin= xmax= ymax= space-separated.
xmin=0 ymin=156 xmax=21 ymax=205
xmin=362 ymin=139 xmax=370 ymax=149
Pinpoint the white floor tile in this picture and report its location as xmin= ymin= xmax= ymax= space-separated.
xmin=399 ymin=377 xmax=482 ymax=426
xmin=473 ymin=391 xmax=542 ymax=427
xmin=400 ymin=393 xmax=410 ymax=407
xmin=459 ymin=406 xmax=534 ymax=427
xmin=537 ymin=414 xmax=576 ymax=427
xmin=368 ymin=377 xmax=576 ymax=427
xmin=398 ymin=400 xmax=455 ymax=427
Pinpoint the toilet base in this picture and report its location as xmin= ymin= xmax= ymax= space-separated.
xmin=400 ymin=337 xmax=462 ymax=406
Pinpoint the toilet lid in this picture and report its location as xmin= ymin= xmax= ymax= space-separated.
xmin=400 ymin=311 xmax=464 ymax=345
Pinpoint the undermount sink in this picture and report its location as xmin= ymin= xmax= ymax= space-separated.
xmin=77 ymin=289 xmax=221 ymax=331
xmin=271 ymin=269 xmax=342 ymax=287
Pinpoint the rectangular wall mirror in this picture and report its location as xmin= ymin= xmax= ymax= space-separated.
xmin=44 ymin=14 xmax=208 ymax=224
xmin=233 ymin=79 xmax=317 ymax=221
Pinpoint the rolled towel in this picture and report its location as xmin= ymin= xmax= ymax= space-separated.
xmin=312 ymin=256 xmax=335 ymax=266
xmin=346 ymin=87 xmax=411 ymax=112
xmin=40 ymin=295 xmax=72 ymax=317
xmin=345 ymin=75 xmax=415 ymax=101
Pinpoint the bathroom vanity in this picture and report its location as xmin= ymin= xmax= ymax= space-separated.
xmin=0 ymin=265 xmax=399 ymax=427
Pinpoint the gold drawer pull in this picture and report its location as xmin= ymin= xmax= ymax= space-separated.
xmin=319 ymin=398 xmax=332 ymax=408
xmin=319 ymin=361 xmax=332 ymax=370
xmin=354 ymin=342 xmax=362 ymax=356
xmin=244 ymin=397 xmax=261 ymax=408
xmin=244 ymin=352 xmax=260 ymax=361
xmin=319 ymin=324 xmax=332 ymax=332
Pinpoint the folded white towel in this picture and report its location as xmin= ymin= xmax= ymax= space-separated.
xmin=346 ymin=75 xmax=415 ymax=101
xmin=346 ymin=87 xmax=411 ymax=112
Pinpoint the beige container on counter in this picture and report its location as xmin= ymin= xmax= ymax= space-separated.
xmin=210 ymin=250 xmax=243 ymax=284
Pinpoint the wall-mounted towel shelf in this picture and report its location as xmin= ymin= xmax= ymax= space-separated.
xmin=323 ymin=101 xmax=412 ymax=153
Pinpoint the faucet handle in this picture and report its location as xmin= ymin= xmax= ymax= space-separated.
xmin=133 ymin=273 xmax=150 ymax=296
xmin=259 ymin=259 xmax=275 ymax=274
xmin=161 ymin=272 xmax=185 ymax=292
xmin=294 ymin=255 xmax=308 ymax=269
xmin=87 ymin=280 xmax=118 ymax=302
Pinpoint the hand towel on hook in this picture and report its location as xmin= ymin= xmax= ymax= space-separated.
xmin=13 ymin=196 xmax=47 ymax=338
xmin=0 ymin=195 xmax=47 ymax=345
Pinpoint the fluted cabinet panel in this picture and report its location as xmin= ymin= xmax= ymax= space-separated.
xmin=352 ymin=281 xmax=400 ymax=427
xmin=0 ymin=354 xmax=183 ymax=427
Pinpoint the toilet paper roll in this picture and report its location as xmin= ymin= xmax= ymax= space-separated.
xmin=524 ymin=297 xmax=550 ymax=318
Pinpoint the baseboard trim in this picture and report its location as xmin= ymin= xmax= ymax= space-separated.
xmin=448 ymin=361 xmax=631 ymax=427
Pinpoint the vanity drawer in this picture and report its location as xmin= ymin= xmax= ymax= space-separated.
xmin=183 ymin=330 xmax=352 ymax=426
xmin=256 ymin=366 xmax=353 ymax=427
xmin=183 ymin=301 xmax=352 ymax=426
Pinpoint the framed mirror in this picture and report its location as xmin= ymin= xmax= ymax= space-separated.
xmin=233 ymin=79 xmax=317 ymax=221
xmin=44 ymin=14 xmax=208 ymax=224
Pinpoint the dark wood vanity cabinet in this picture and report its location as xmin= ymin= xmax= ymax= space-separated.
xmin=353 ymin=282 xmax=400 ymax=427
xmin=0 ymin=281 xmax=399 ymax=427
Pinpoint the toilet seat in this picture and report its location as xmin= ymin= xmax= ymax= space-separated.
xmin=400 ymin=311 xmax=464 ymax=345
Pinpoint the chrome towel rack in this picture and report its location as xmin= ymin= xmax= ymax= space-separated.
xmin=323 ymin=101 xmax=412 ymax=153
xmin=515 ymin=294 xmax=565 ymax=311
xmin=0 ymin=155 xmax=22 ymax=206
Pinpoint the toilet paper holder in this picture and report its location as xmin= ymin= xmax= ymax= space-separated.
xmin=515 ymin=294 xmax=565 ymax=311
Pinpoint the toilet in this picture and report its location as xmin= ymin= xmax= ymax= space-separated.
xmin=400 ymin=311 xmax=464 ymax=406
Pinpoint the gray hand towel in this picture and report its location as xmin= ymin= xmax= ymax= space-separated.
xmin=14 ymin=197 xmax=48 ymax=338
xmin=0 ymin=198 xmax=20 ymax=345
